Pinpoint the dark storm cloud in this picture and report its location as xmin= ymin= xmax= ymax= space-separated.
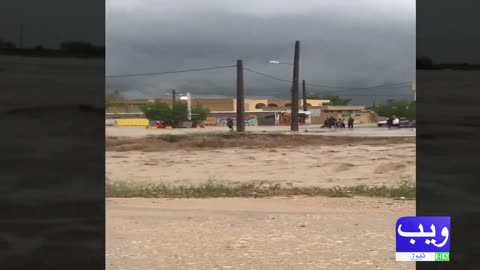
xmin=106 ymin=0 xmax=415 ymax=104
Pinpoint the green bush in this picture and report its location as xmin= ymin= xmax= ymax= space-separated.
xmin=141 ymin=101 xmax=209 ymax=123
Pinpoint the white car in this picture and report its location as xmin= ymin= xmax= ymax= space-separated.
xmin=377 ymin=118 xmax=415 ymax=128
xmin=377 ymin=120 xmax=388 ymax=127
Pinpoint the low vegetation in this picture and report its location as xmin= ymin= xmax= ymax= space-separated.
xmin=370 ymin=99 xmax=416 ymax=119
xmin=106 ymin=181 xmax=415 ymax=199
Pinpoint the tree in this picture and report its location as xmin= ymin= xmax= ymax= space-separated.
xmin=371 ymin=99 xmax=416 ymax=119
xmin=307 ymin=94 xmax=351 ymax=105
xmin=171 ymin=102 xmax=189 ymax=124
xmin=140 ymin=101 xmax=210 ymax=124
xmin=141 ymin=101 xmax=172 ymax=121
xmin=192 ymin=103 xmax=209 ymax=121
xmin=405 ymin=101 xmax=416 ymax=119
xmin=106 ymin=91 xmax=123 ymax=108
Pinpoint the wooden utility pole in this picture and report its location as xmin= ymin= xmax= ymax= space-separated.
xmin=302 ymin=79 xmax=307 ymax=112
xmin=171 ymin=89 xmax=176 ymax=122
xmin=290 ymin=41 xmax=300 ymax=131
xmin=171 ymin=89 xmax=176 ymax=109
xmin=186 ymin=92 xmax=192 ymax=121
xmin=236 ymin=60 xmax=245 ymax=132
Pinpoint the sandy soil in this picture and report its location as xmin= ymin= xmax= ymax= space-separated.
xmin=106 ymin=134 xmax=415 ymax=188
xmin=107 ymin=197 xmax=415 ymax=270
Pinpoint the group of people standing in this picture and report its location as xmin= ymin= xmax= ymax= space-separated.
xmin=226 ymin=116 xmax=356 ymax=131
xmin=323 ymin=116 xmax=354 ymax=129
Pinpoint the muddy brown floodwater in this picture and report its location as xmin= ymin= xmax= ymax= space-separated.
xmin=106 ymin=134 xmax=415 ymax=188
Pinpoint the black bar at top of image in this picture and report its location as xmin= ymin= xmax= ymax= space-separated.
xmin=416 ymin=0 xmax=480 ymax=269
xmin=0 ymin=1 xmax=105 ymax=269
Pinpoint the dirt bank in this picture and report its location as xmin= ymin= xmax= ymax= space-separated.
xmin=106 ymin=133 xmax=415 ymax=152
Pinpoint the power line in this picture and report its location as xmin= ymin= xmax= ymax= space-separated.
xmin=312 ymin=93 xmax=412 ymax=97
xmin=106 ymin=65 xmax=412 ymax=99
xmin=105 ymin=65 xmax=236 ymax=78
xmin=243 ymin=67 xmax=412 ymax=92
xmin=306 ymin=81 xmax=411 ymax=90
xmin=245 ymin=88 xmax=411 ymax=97
xmin=307 ymin=85 xmax=412 ymax=94
xmin=243 ymin=68 xmax=292 ymax=83
xmin=106 ymin=65 xmax=411 ymax=92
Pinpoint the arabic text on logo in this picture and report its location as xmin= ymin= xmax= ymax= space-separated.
xmin=395 ymin=216 xmax=451 ymax=262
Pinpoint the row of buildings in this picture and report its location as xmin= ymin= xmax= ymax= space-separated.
xmin=106 ymin=98 xmax=380 ymax=126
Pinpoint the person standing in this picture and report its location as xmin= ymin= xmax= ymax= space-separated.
xmin=348 ymin=117 xmax=354 ymax=128
xmin=393 ymin=115 xmax=400 ymax=128
xmin=329 ymin=116 xmax=336 ymax=128
xmin=387 ymin=116 xmax=394 ymax=128
xmin=226 ymin=118 xmax=234 ymax=132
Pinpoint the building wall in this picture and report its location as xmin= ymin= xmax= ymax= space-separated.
xmin=268 ymin=99 xmax=290 ymax=107
xmin=106 ymin=112 xmax=145 ymax=119
xmin=266 ymin=99 xmax=329 ymax=108
xmin=233 ymin=98 xmax=270 ymax=111
xmin=106 ymin=98 xmax=331 ymax=114
xmin=192 ymin=99 xmax=234 ymax=111
xmin=107 ymin=104 xmax=143 ymax=113
xmin=207 ymin=111 xmax=277 ymax=126
xmin=320 ymin=111 xmax=376 ymax=124
xmin=320 ymin=105 xmax=366 ymax=111
xmin=303 ymin=99 xmax=330 ymax=107
xmin=257 ymin=114 xmax=276 ymax=126
xmin=311 ymin=116 xmax=324 ymax=124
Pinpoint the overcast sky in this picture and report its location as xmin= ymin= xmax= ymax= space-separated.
xmin=106 ymin=0 xmax=415 ymax=104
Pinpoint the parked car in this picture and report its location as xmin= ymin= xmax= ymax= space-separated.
xmin=399 ymin=119 xmax=416 ymax=128
xmin=377 ymin=118 xmax=415 ymax=128
xmin=377 ymin=120 xmax=388 ymax=127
